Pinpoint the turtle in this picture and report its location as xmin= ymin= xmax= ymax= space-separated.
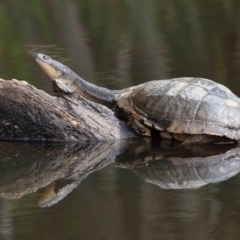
xmin=36 ymin=53 xmax=240 ymax=144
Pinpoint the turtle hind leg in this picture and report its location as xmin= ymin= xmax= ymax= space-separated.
xmin=172 ymin=133 xmax=229 ymax=144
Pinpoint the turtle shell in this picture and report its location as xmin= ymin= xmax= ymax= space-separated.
xmin=115 ymin=78 xmax=240 ymax=140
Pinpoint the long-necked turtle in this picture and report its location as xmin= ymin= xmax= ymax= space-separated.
xmin=36 ymin=53 xmax=240 ymax=144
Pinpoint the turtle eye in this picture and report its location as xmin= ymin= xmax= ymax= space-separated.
xmin=43 ymin=55 xmax=51 ymax=61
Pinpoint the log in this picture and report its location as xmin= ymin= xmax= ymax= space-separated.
xmin=0 ymin=78 xmax=136 ymax=141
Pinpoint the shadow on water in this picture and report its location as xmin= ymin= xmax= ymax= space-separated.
xmin=0 ymin=140 xmax=240 ymax=207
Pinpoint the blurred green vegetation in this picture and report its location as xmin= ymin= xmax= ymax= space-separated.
xmin=0 ymin=0 xmax=239 ymax=92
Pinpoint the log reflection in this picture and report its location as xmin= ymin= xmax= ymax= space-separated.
xmin=0 ymin=140 xmax=135 ymax=207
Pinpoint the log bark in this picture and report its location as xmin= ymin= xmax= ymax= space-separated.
xmin=0 ymin=78 xmax=136 ymax=141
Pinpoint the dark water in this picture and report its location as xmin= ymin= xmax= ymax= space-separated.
xmin=1 ymin=0 xmax=240 ymax=239
xmin=1 ymin=141 xmax=240 ymax=240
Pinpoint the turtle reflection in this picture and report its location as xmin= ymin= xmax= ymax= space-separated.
xmin=116 ymin=144 xmax=240 ymax=189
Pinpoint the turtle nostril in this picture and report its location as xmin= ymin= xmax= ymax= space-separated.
xmin=43 ymin=55 xmax=50 ymax=61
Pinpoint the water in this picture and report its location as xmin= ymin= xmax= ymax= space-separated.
xmin=0 ymin=141 xmax=240 ymax=240
xmin=1 ymin=0 xmax=240 ymax=239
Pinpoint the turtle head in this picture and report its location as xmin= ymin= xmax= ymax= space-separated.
xmin=36 ymin=53 xmax=117 ymax=108
xmin=36 ymin=53 xmax=69 ymax=80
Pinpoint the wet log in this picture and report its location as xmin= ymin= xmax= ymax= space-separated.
xmin=0 ymin=78 xmax=136 ymax=141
